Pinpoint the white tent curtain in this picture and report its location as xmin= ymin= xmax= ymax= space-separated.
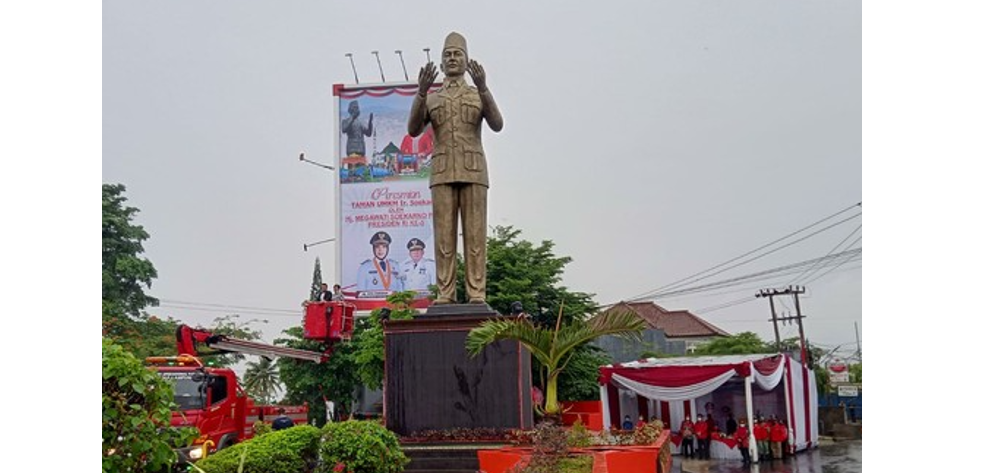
xmin=787 ymin=356 xmax=818 ymax=451
xmin=600 ymin=384 xmax=611 ymax=429
xmin=611 ymin=369 xmax=736 ymax=402
xmin=752 ymin=361 xmax=784 ymax=391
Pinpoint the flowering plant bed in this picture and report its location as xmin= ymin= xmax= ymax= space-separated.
xmin=477 ymin=421 xmax=672 ymax=473
xmin=479 ymin=439 xmax=669 ymax=473
xmin=400 ymin=427 xmax=528 ymax=444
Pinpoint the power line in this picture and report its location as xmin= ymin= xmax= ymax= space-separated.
xmin=640 ymin=248 xmax=861 ymax=300
xmin=603 ymin=259 xmax=859 ymax=319
xmin=695 ymin=296 xmax=757 ymax=314
xmin=601 ymin=252 xmax=860 ymax=311
xmin=648 ymin=213 xmax=861 ymax=297
xmin=158 ymin=299 xmax=298 ymax=314
xmin=714 ymin=317 xmax=860 ymax=325
xmin=802 ymin=236 xmax=862 ymax=285
xmin=625 ymin=202 xmax=861 ymax=302
xmin=659 ymin=263 xmax=861 ymax=305
xmin=157 ymin=304 xmax=301 ymax=318
xmin=628 ymin=213 xmax=861 ymax=301
xmin=790 ymin=224 xmax=862 ymax=285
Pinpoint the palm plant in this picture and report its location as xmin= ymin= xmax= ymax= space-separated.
xmin=243 ymin=357 xmax=282 ymax=404
xmin=466 ymin=306 xmax=644 ymax=417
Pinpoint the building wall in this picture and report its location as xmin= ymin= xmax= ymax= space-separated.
xmin=594 ymin=328 xmax=688 ymax=362
xmin=679 ymin=337 xmax=716 ymax=354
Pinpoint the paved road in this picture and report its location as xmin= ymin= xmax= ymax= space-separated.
xmin=674 ymin=440 xmax=862 ymax=473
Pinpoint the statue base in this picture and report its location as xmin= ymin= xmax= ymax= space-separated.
xmin=383 ymin=311 xmax=533 ymax=436
xmin=423 ymin=302 xmax=498 ymax=317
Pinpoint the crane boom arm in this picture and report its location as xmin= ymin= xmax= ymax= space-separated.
xmin=175 ymin=324 xmax=328 ymax=363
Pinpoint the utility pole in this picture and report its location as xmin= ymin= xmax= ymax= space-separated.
xmin=763 ymin=290 xmax=781 ymax=351
xmin=854 ymin=321 xmax=862 ymax=362
xmin=755 ymin=286 xmax=809 ymax=366
xmin=792 ymin=287 xmax=809 ymax=368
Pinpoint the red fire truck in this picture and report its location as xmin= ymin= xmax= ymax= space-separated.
xmin=147 ymin=300 xmax=356 ymax=463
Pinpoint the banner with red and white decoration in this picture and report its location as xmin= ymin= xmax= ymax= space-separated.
xmin=334 ymin=83 xmax=439 ymax=311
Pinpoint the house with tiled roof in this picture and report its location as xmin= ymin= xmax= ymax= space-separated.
xmin=593 ymin=301 xmax=730 ymax=361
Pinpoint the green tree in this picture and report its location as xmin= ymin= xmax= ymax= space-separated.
xmin=815 ymin=368 xmax=832 ymax=395
xmin=103 ymin=338 xmax=197 ymax=473
xmin=103 ymin=183 xmax=172 ymax=358
xmin=105 ymin=309 xmax=184 ymax=362
xmin=309 ymin=257 xmax=323 ymax=302
xmin=103 ymin=183 xmax=159 ymax=318
xmin=692 ymin=332 xmax=771 ymax=355
xmin=466 ymin=308 xmax=645 ymax=416
xmin=276 ymin=327 xmax=360 ymax=426
xmin=778 ymin=336 xmax=825 ymax=368
xmin=276 ymin=292 xmax=414 ymax=424
xmin=555 ymin=344 xmax=613 ymax=402
xmin=482 ymin=226 xmax=609 ymax=402
xmin=352 ymin=291 xmax=417 ymax=390
xmin=244 ymin=357 xmax=282 ymax=404
xmin=849 ymin=363 xmax=862 ymax=383
xmin=484 ymin=226 xmax=598 ymax=325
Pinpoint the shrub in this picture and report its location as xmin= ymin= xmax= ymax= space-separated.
xmin=566 ymin=418 xmax=595 ymax=448
xmin=402 ymin=427 xmax=518 ymax=443
xmin=195 ymin=425 xmax=321 ymax=473
xmin=252 ymin=420 xmax=272 ymax=437
xmin=102 ymin=338 xmax=197 ymax=473
xmin=633 ymin=420 xmax=663 ymax=445
xmin=509 ymin=421 xmax=569 ymax=473
xmin=531 ymin=422 xmax=569 ymax=457
xmin=320 ymin=420 xmax=409 ymax=473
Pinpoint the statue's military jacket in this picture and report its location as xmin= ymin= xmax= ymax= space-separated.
xmin=422 ymin=82 xmax=489 ymax=188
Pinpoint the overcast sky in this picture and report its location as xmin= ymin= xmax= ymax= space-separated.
xmin=102 ymin=0 xmax=861 ymax=359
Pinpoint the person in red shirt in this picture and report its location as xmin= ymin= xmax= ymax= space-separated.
xmin=636 ymin=415 xmax=647 ymax=429
xmin=679 ymin=415 xmax=695 ymax=459
xmin=694 ymin=414 xmax=710 ymax=460
xmin=735 ymin=418 xmax=751 ymax=465
xmin=753 ymin=417 xmax=770 ymax=461
xmin=770 ymin=419 xmax=788 ymax=459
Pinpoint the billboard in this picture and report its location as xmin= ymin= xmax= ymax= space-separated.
xmin=334 ymin=83 xmax=438 ymax=310
xmin=827 ymin=358 xmax=850 ymax=384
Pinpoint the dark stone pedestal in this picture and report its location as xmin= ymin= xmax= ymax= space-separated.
xmin=384 ymin=310 xmax=533 ymax=436
xmin=422 ymin=302 xmax=498 ymax=317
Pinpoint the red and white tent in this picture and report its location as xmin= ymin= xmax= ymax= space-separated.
xmin=599 ymin=353 xmax=817 ymax=460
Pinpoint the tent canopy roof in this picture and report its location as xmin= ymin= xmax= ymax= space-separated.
xmin=604 ymin=353 xmax=782 ymax=370
xmin=599 ymin=353 xmax=786 ymax=388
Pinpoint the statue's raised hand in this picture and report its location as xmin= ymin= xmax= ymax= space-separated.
xmin=467 ymin=60 xmax=487 ymax=92
xmin=418 ymin=62 xmax=438 ymax=97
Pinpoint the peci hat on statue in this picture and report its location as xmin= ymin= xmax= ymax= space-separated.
xmin=443 ymin=32 xmax=468 ymax=54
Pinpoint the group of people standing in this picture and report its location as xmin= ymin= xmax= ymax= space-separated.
xmin=313 ymin=282 xmax=344 ymax=302
xmin=678 ymin=415 xmax=789 ymax=465
xmin=753 ymin=417 xmax=790 ymax=462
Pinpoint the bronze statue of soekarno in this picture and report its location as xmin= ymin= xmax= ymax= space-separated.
xmin=407 ymin=32 xmax=503 ymax=304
